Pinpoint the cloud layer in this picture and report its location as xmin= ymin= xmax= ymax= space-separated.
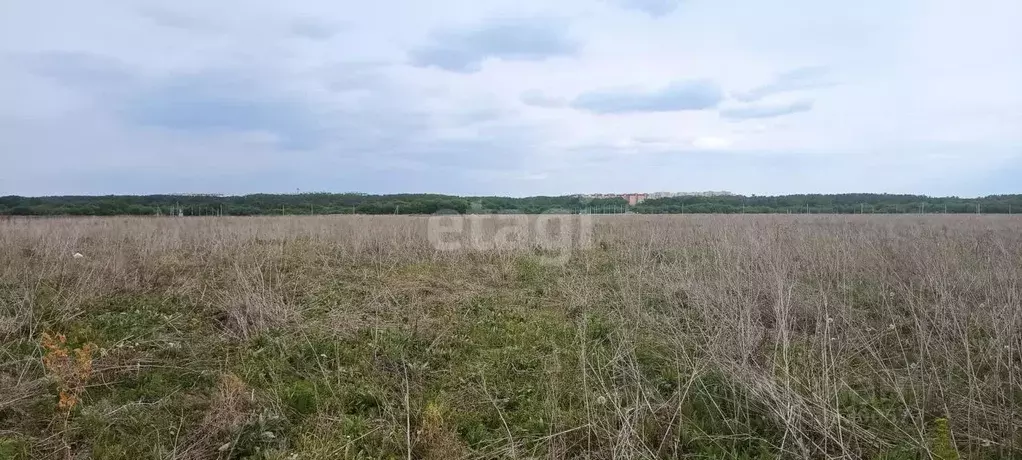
xmin=614 ymin=0 xmax=682 ymax=17
xmin=571 ymin=80 xmax=723 ymax=113
xmin=733 ymin=66 xmax=832 ymax=102
xmin=721 ymin=99 xmax=815 ymax=120
xmin=2 ymin=0 xmax=1021 ymax=196
xmin=409 ymin=18 xmax=578 ymax=73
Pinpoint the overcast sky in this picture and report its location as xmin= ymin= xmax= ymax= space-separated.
xmin=2 ymin=0 xmax=1020 ymax=196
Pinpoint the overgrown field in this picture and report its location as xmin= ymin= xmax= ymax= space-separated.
xmin=1 ymin=215 xmax=1020 ymax=459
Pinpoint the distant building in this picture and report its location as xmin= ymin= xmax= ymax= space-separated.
xmin=622 ymin=193 xmax=648 ymax=205
xmin=576 ymin=191 xmax=734 ymax=205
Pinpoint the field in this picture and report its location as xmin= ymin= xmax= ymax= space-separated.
xmin=1 ymin=215 xmax=1020 ymax=459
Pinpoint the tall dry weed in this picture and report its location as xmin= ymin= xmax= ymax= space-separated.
xmin=0 ymin=214 xmax=1019 ymax=458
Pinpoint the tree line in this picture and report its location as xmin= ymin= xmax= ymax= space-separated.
xmin=633 ymin=193 xmax=1022 ymax=214
xmin=1 ymin=193 xmax=1020 ymax=216
xmin=0 ymin=194 xmax=627 ymax=216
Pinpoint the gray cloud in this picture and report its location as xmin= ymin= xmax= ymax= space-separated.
xmin=24 ymin=51 xmax=138 ymax=92
xmin=734 ymin=66 xmax=833 ymax=102
xmin=290 ymin=18 xmax=342 ymax=40
xmin=122 ymin=71 xmax=327 ymax=150
xmin=138 ymin=6 xmax=216 ymax=32
xmin=2 ymin=51 xmax=546 ymax=195
xmin=720 ymin=99 xmax=814 ymax=120
xmin=410 ymin=137 xmax=532 ymax=170
xmin=409 ymin=18 xmax=578 ymax=73
xmin=614 ymin=0 xmax=682 ymax=17
xmin=520 ymin=89 xmax=565 ymax=108
xmin=571 ymin=80 xmax=723 ymax=113
xmin=322 ymin=61 xmax=392 ymax=92
xmin=20 ymin=51 xmax=333 ymax=151
xmin=452 ymin=107 xmax=507 ymax=124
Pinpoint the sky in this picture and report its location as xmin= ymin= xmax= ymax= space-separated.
xmin=1 ymin=0 xmax=1020 ymax=197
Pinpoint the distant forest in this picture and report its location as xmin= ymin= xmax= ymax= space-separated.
xmin=2 ymin=193 xmax=1021 ymax=216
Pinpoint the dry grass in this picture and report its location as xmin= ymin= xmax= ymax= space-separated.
xmin=0 ymin=214 xmax=1020 ymax=459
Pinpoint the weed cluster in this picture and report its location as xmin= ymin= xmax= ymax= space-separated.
xmin=0 ymin=215 xmax=1019 ymax=458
